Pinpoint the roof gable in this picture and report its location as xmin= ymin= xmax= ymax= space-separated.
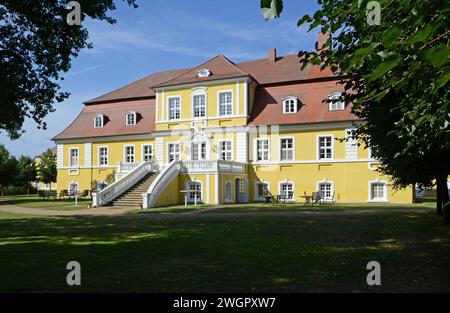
xmin=154 ymin=55 xmax=249 ymax=88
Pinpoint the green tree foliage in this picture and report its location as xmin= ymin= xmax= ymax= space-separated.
xmin=0 ymin=144 xmax=18 ymax=196
xmin=17 ymin=156 xmax=37 ymax=195
xmin=0 ymin=0 xmax=137 ymax=139
xmin=38 ymin=149 xmax=57 ymax=191
xmin=262 ymin=0 xmax=450 ymax=222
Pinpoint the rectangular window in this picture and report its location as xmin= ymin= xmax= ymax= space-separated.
xmin=257 ymin=183 xmax=269 ymax=198
xmin=218 ymin=141 xmax=232 ymax=161
xmin=318 ymin=136 xmax=333 ymax=160
xmin=69 ymin=148 xmax=79 ymax=167
xmin=280 ymin=183 xmax=294 ymax=199
xmin=192 ymin=142 xmax=206 ymax=160
xmin=280 ymin=138 xmax=294 ymax=161
xmin=168 ymin=97 xmax=181 ymax=120
xmin=124 ymin=146 xmax=135 ymax=163
xmin=69 ymin=182 xmax=79 ymax=194
xmin=94 ymin=115 xmax=103 ymax=128
xmin=256 ymin=139 xmax=269 ymax=161
xmin=193 ymin=94 xmax=206 ymax=118
xmin=188 ymin=182 xmax=202 ymax=201
xmin=168 ymin=143 xmax=180 ymax=162
xmin=371 ymin=182 xmax=386 ymax=200
xmin=99 ymin=147 xmax=108 ymax=166
xmin=219 ymin=91 xmax=232 ymax=116
xmin=142 ymin=145 xmax=153 ymax=162
xmin=319 ymin=182 xmax=332 ymax=199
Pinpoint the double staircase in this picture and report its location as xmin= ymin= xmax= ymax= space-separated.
xmin=112 ymin=173 xmax=157 ymax=208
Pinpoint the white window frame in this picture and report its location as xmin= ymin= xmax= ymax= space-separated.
xmin=93 ymin=114 xmax=104 ymax=128
xmin=279 ymin=137 xmax=295 ymax=161
xmin=254 ymin=181 xmax=270 ymax=201
xmin=123 ymin=145 xmax=135 ymax=163
xmin=167 ymin=96 xmax=181 ymax=120
xmin=368 ymin=180 xmax=388 ymax=202
xmin=125 ymin=111 xmax=137 ymax=126
xmin=278 ymin=180 xmax=295 ymax=201
xmin=98 ymin=146 xmax=108 ymax=166
xmin=167 ymin=142 xmax=181 ymax=163
xmin=317 ymin=135 xmax=334 ymax=161
xmin=192 ymin=88 xmax=207 ymax=119
xmin=282 ymin=96 xmax=298 ymax=114
xmin=68 ymin=182 xmax=79 ymax=194
xmin=218 ymin=90 xmax=233 ymax=116
xmin=186 ymin=181 xmax=203 ymax=203
xmin=217 ymin=140 xmax=233 ymax=161
xmin=316 ymin=179 xmax=334 ymax=201
xmin=255 ymin=138 xmax=270 ymax=162
xmin=142 ymin=144 xmax=154 ymax=162
xmin=68 ymin=148 xmax=79 ymax=167
xmin=191 ymin=142 xmax=207 ymax=161
xmin=328 ymin=92 xmax=345 ymax=111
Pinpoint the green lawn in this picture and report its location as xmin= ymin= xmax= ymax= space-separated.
xmin=2 ymin=195 xmax=91 ymax=210
xmin=143 ymin=201 xmax=435 ymax=213
xmin=0 ymin=210 xmax=449 ymax=292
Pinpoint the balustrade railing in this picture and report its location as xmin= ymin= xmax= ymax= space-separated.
xmin=92 ymin=161 xmax=154 ymax=207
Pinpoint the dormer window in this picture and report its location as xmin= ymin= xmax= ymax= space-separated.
xmin=126 ymin=111 xmax=137 ymax=125
xmin=94 ymin=114 xmax=104 ymax=128
xmin=282 ymin=96 xmax=299 ymax=114
xmin=328 ymin=92 xmax=345 ymax=111
xmin=197 ymin=69 xmax=211 ymax=78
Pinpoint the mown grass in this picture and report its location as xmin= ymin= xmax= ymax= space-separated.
xmin=1 ymin=195 xmax=91 ymax=210
xmin=0 ymin=210 xmax=449 ymax=292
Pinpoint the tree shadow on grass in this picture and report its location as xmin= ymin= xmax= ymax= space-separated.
xmin=0 ymin=213 xmax=449 ymax=292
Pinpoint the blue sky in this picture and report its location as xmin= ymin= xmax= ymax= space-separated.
xmin=0 ymin=0 xmax=320 ymax=157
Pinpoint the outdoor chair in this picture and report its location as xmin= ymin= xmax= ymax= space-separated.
xmin=59 ymin=189 xmax=69 ymax=199
xmin=312 ymin=191 xmax=322 ymax=205
xmin=80 ymin=189 xmax=90 ymax=199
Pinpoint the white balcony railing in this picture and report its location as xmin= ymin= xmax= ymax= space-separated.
xmin=180 ymin=160 xmax=246 ymax=174
xmin=92 ymin=161 xmax=155 ymax=207
xmin=118 ymin=162 xmax=139 ymax=173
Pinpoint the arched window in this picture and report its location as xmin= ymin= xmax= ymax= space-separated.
xmin=328 ymin=92 xmax=345 ymax=111
xmin=126 ymin=111 xmax=137 ymax=125
xmin=282 ymin=96 xmax=299 ymax=114
xmin=93 ymin=114 xmax=104 ymax=128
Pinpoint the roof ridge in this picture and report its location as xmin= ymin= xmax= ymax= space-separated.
xmin=217 ymin=54 xmax=248 ymax=76
xmin=153 ymin=54 xmax=249 ymax=88
xmin=236 ymin=52 xmax=299 ymax=66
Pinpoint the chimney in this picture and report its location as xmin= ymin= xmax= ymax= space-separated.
xmin=315 ymin=32 xmax=331 ymax=51
xmin=268 ymin=48 xmax=277 ymax=63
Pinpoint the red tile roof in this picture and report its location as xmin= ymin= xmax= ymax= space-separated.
xmin=53 ymin=99 xmax=155 ymax=140
xmin=55 ymin=52 xmax=355 ymax=141
xmin=84 ymin=68 xmax=190 ymax=104
xmin=154 ymin=55 xmax=249 ymax=88
xmin=248 ymin=80 xmax=357 ymax=126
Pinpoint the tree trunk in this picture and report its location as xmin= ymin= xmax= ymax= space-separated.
xmin=436 ymin=174 xmax=449 ymax=220
xmin=436 ymin=178 xmax=443 ymax=215
xmin=440 ymin=176 xmax=450 ymax=224
xmin=27 ymin=186 xmax=30 ymax=196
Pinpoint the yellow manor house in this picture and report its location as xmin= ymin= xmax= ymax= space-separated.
xmin=53 ymin=41 xmax=413 ymax=208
